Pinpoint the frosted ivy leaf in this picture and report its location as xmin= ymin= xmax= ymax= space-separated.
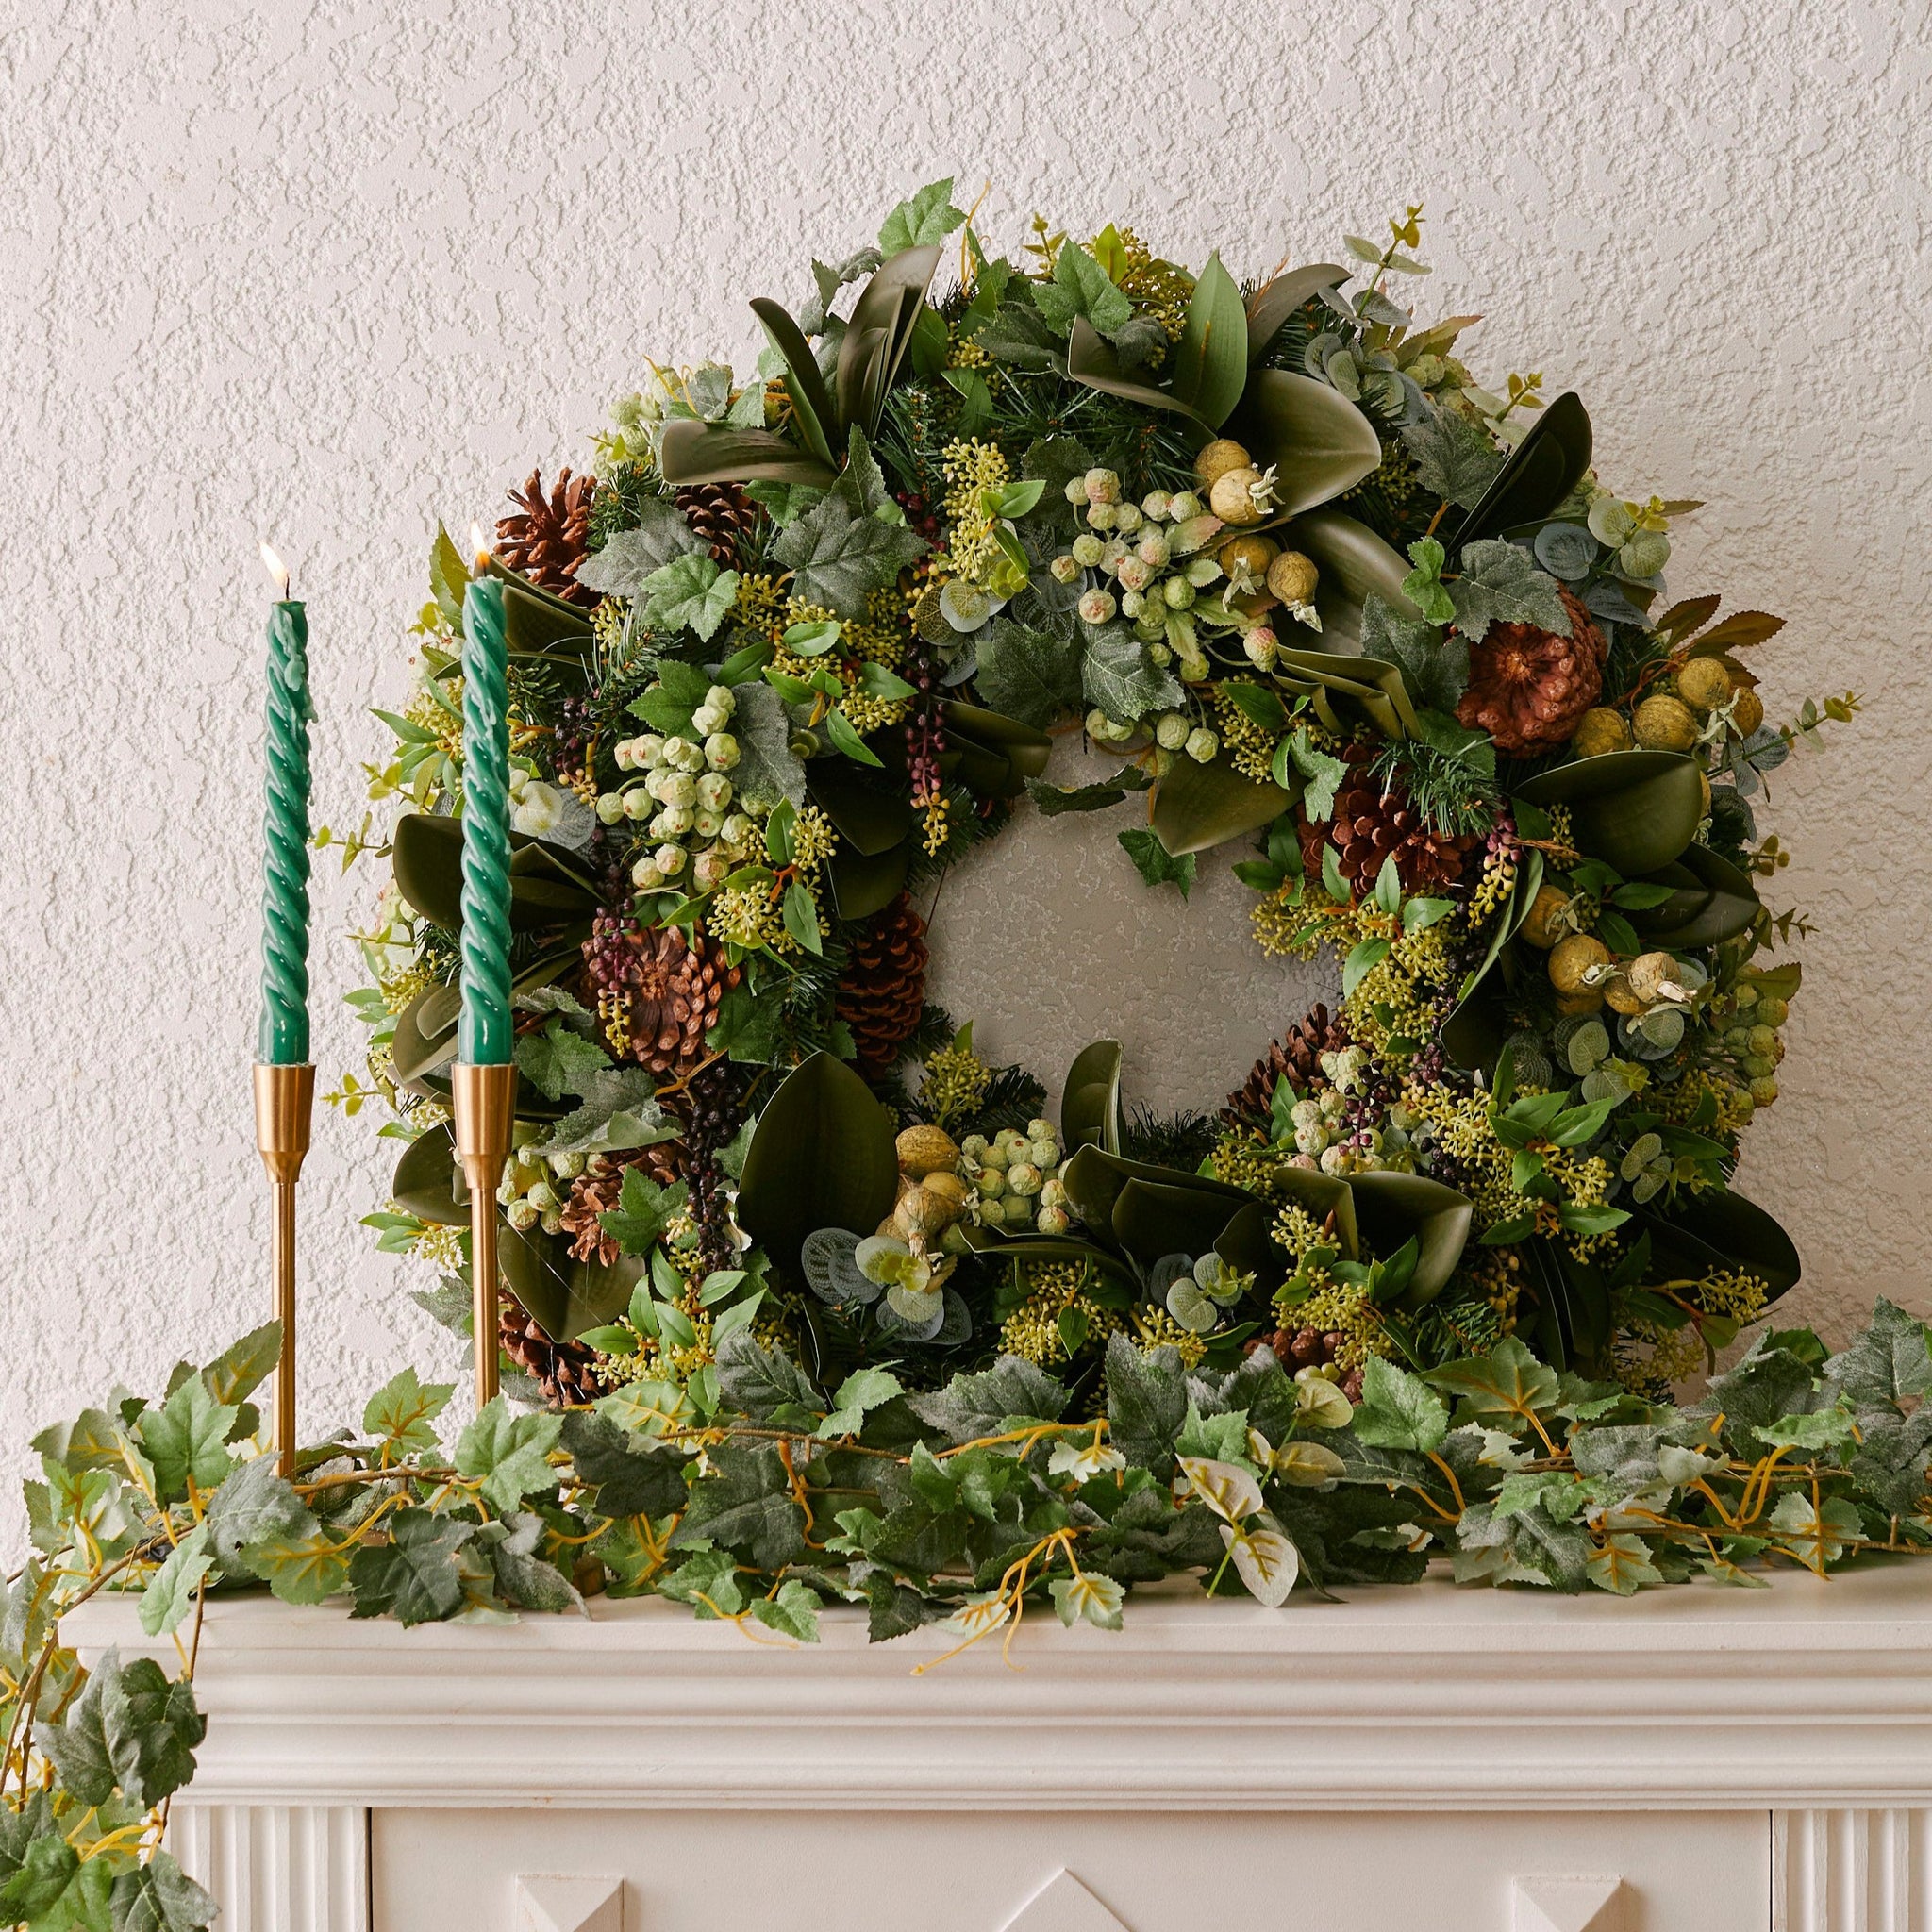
xmin=1272 ymin=1441 xmax=1346 ymax=1488
xmin=1049 ymin=1573 xmax=1125 ymax=1631
xmin=1049 ymin=1438 xmax=1125 ymax=1483
xmin=1657 ymin=1443 xmax=1725 ymax=1486
xmin=1222 ymin=1522 xmax=1299 ymax=1607
xmin=1178 ymin=1457 xmax=1263 ymax=1525
xmin=938 ymin=1591 xmax=1011 ymax=1640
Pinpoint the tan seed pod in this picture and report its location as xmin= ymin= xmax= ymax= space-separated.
xmin=1633 ymin=692 xmax=1698 ymax=752
xmin=1555 ymin=989 xmax=1606 ymax=1017
xmin=1521 ymin=883 xmax=1574 ymax=951
xmin=1730 ymin=687 xmax=1765 ymax=735
xmin=921 ymin=1170 xmax=969 ymax=1211
xmin=1266 ymin=549 xmax=1320 ymax=606
xmin=1698 ymin=769 xmax=1712 ymax=816
xmin=1624 ymin=951 xmax=1679 ymax=1006
xmin=1208 ymin=466 xmax=1265 ymax=525
xmin=1193 ymin=439 xmax=1253 ymax=488
xmin=1217 ymin=533 xmax=1278 ymax=581
xmin=893 ymin=1182 xmax=962 ymax=1241
xmin=1548 ymin=932 xmax=1612 ymax=998
xmin=1571 ymin=707 xmax=1633 ymax=758
xmin=1675 ymin=657 xmax=1733 ymax=711
xmin=895 ymin=1124 xmax=961 ymax=1177
xmin=1603 ymin=974 xmax=1646 ymax=1015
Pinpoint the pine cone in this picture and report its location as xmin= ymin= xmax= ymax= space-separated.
xmin=673 ymin=482 xmax=761 ymax=570
xmin=1224 ymin=1003 xmax=1351 ymax=1131
xmin=499 ymin=1294 xmax=608 ymax=1407
xmin=583 ymin=919 xmax=741 ymax=1075
xmin=1457 ymin=587 xmax=1607 ymax=756
xmin=835 ymin=894 xmax=929 ymax=1070
xmin=559 ymin=1146 xmax=683 ymax=1267
xmin=1299 ymin=745 xmax=1479 ymax=898
xmin=497 ymin=468 xmax=597 ymax=606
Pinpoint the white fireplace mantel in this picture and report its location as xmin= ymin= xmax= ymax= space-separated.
xmin=66 ymin=1568 xmax=1932 ymax=1931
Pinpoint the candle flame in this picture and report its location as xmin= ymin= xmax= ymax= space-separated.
xmin=259 ymin=541 xmax=291 ymax=599
xmin=470 ymin=521 xmax=491 ymax=573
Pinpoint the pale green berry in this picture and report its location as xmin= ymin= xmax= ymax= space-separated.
xmin=975 ymin=1166 xmax=1007 ymax=1198
xmin=1008 ymin=1162 xmax=1042 ymax=1197
xmin=1185 ymin=726 xmax=1218 ymax=763
xmin=1117 ymin=556 xmax=1153 ymax=592
xmin=691 ymin=848 xmax=731 ymax=889
xmin=1083 ymin=467 xmax=1121 ymax=505
xmin=720 ymin=813 xmax=752 ymax=849
xmin=1153 ymin=748 xmax=1175 ymax=776
xmin=550 ymin=1150 xmax=587 ymax=1178
xmin=691 ymin=704 xmax=727 ymax=736
xmin=961 ymin=1133 xmax=990 ymax=1162
xmin=1168 ymin=491 xmax=1203 ymax=520
xmin=596 ymin=792 xmax=626 ymax=824
xmin=541 ymin=1208 xmax=565 ymax=1237
xmin=635 ymin=733 xmax=666 ymax=767
xmin=1072 ymin=534 xmax=1104 ymax=567
xmin=1156 ymin=712 xmax=1190 ymax=750
xmin=1740 ymin=1053 xmax=1774 ymax=1080
xmin=693 ymin=809 xmax=724 ymax=841
xmin=696 ymin=772 xmax=732 ymax=812
xmin=1756 ymin=996 xmax=1789 ymax=1025
xmin=631 ymin=858 xmax=665 ymax=890
xmin=1244 ymin=626 xmax=1279 ymax=670
xmin=1036 ymin=1205 xmax=1072 ymax=1236
xmin=1113 ymin=502 xmax=1143 ymax=536
xmin=1163 ymin=576 xmax=1195 ymax=609
xmin=1141 ymin=490 xmax=1172 ymax=521
xmin=506 ymin=1200 xmax=541 ymax=1233
xmin=525 ymin=1180 xmax=558 ymax=1213
xmin=657 ymin=804 xmax=694 ymax=836
xmin=1039 ymin=1177 xmax=1068 ymax=1212
xmin=655 ymin=842 xmax=687 ymax=875
xmin=705 ymin=733 xmax=740 ymax=770
xmin=1050 ymin=554 xmax=1081 ymax=583
xmin=622 ymin=789 xmax=653 ymax=821
xmin=980 ymin=1138 xmax=1011 ymax=1170
xmin=1028 ymin=1138 xmax=1058 ymax=1169
xmin=1064 ymin=475 xmax=1090 ymax=505
xmin=1750 ymin=1074 xmax=1779 ymax=1105
xmin=1147 ymin=641 xmax=1173 ymax=666
xmin=1747 ymin=1024 xmax=1780 ymax=1057
xmin=705 ymin=685 xmax=735 ymax=716
xmin=1121 ymin=591 xmax=1145 ymax=619
xmin=661 ymin=772 xmax=697 ymax=808
xmin=1085 ymin=501 xmax=1116 ymax=531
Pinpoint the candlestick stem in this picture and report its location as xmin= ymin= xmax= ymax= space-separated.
xmin=253 ymin=1063 xmax=315 ymax=1476
xmin=452 ymin=1061 xmax=518 ymax=1411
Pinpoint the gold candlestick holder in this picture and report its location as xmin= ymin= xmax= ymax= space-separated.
xmin=253 ymin=1063 xmax=316 ymax=1477
xmin=451 ymin=1062 xmax=518 ymax=1411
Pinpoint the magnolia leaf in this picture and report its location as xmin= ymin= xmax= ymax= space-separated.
xmin=1150 ymin=756 xmax=1293 ymax=858
xmin=1456 ymin=390 xmax=1592 ymax=547
xmin=658 ymin=420 xmax=837 ymax=489
xmin=1171 ymin=251 xmax=1249 ymax=428
xmin=1230 ymin=368 xmax=1382 ymax=520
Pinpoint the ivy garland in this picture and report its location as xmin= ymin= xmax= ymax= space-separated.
xmin=341 ymin=182 xmax=1864 ymax=1426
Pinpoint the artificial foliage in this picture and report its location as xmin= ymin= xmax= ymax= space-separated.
xmin=7 ymin=1299 xmax=1932 ymax=1924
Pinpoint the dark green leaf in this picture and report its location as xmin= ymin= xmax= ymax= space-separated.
xmin=1117 ymin=826 xmax=1196 ymax=896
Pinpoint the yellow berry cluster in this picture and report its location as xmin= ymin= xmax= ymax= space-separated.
xmin=941 ymin=439 xmax=1012 ymax=582
xmin=1129 ymin=1307 xmax=1208 ymax=1368
xmin=998 ymin=1261 xmax=1125 ymax=1367
xmin=918 ymin=1038 xmax=991 ymax=1130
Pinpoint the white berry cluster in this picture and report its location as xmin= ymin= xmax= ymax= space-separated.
xmin=950 ymin=1119 xmax=1071 ymax=1240
xmin=497 ymin=1138 xmax=588 ymax=1236
xmin=595 ymin=685 xmax=755 ymax=893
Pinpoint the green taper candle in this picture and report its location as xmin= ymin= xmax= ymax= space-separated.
xmin=258 ymin=547 xmax=312 ymax=1065
xmin=458 ymin=569 xmax=513 ymax=1064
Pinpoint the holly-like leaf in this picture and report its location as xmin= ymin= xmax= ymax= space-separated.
xmin=538 ymin=1069 xmax=678 ymax=1160
xmin=488 ymin=1512 xmax=585 ymax=1615
xmin=42 ymin=1650 xmax=206 ymax=1809
xmin=362 ymin=1366 xmax=454 ymax=1465
xmin=200 ymin=1321 xmax=285 ymax=1407
xmin=598 ymin=1168 xmax=691 ymax=1257
xmin=1402 ymin=406 xmax=1504 ymax=510
xmin=137 ymin=1377 xmax=236 ymax=1502
xmin=1117 ymin=826 xmax=1196 ymax=897
xmin=1446 ymin=540 xmax=1570 ymax=642
xmin=976 ymin=617 xmax=1081 ymax=727
xmin=878 ymin=177 xmax=966 ymax=253
xmin=347 ymin=1508 xmax=475 ymax=1625
xmin=713 ymin=1329 xmax=825 ymax=1423
xmin=773 ymin=492 xmax=926 ymax=618
xmin=1081 ymin=624 xmax=1183 ymax=722
xmin=659 ymin=1547 xmax=745 ymax=1620
xmin=1352 ymin=1357 xmax=1450 ymax=1452
xmin=1105 ymin=1334 xmax=1187 ymax=1476
xmin=640 ymin=553 xmax=740 ymax=641
xmin=572 ymin=500 xmax=703 ymax=596
xmin=455 ymin=1396 xmax=563 ymax=1513
xmin=515 ymin=1016 xmax=611 ymax=1102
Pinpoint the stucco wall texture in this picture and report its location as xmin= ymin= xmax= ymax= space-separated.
xmin=1 ymin=1 xmax=1926 ymax=1540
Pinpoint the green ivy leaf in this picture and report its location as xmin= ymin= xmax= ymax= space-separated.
xmin=750 ymin=1577 xmax=824 ymax=1643
xmin=1081 ymin=624 xmax=1182 ymax=722
xmin=1401 ymin=405 xmax=1505 ymax=510
xmin=347 ymin=1507 xmax=475 ymax=1625
xmin=1026 ymin=762 xmax=1152 ymax=817
xmin=137 ymin=1378 xmax=236 ymax=1503
xmin=598 ymin=1169 xmax=691 ymax=1257
xmin=1446 ymin=540 xmax=1570 ymax=643
xmin=42 ymin=1650 xmax=205 ymax=1810
xmin=772 ymin=492 xmax=926 ymax=618
xmin=242 ymin=1525 xmax=353 ymax=1606
xmin=515 ymin=1017 xmax=612 ymax=1102
xmin=573 ymin=500 xmax=704 ymax=596
xmin=639 ymin=553 xmax=740 ymax=641
xmin=1400 ymin=538 xmax=1456 ymax=625
xmin=877 ymin=177 xmax=966 ymax=253
xmin=1351 ymin=1357 xmax=1450 ymax=1453
xmin=362 ymin=1366 xmax=455 ymax=1465
xmin=108 ymin=1850 xmax=218 ymax=1932
xmin=1118 ymin=827 xmax=1196 ymax=897
xmin=1032 ymin=242 xmax=1134 ymax=340
xmin=817 ymin=1367 xmax=905 ymax=1439
xmin=138 ymin=1524 xmax=213 ymax=1640
xmin=455 ymin=1397 xmax=564 ymax=1513
xmin=977 ymin=617 xmax=1081 ymax=728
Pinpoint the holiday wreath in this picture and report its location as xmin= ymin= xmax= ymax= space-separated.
xmin=344 ymin=182 xmax=1854 ymax=1413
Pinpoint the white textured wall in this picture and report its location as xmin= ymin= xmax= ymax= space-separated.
xmin=2 ymin=0 xmax=1926 ymax=1541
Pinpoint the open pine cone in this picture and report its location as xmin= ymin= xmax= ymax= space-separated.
xmin=1457 ymin=586 xmax=1607 ymax=755
xmin=583 ymin=921 xmax=741 ymax=1076
xmin=1224 ymin=1003 xmax=1351 ymax=1132
xmin=673 ymin=482 xmax=761 ymax=569
xmin=1299 ymin=746 xmax=1478 ymax=898
xmin=498 ymin=467 xmax=597 ymax=606
xmin=499 ymin=1294 xmax=608 ymax=1407
xmin=836 ymin=893 xmax=929 ymax=1071
xmin=559 ymin=1145 xmax=684 ymax=1268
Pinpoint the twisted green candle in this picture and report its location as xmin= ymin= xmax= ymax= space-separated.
xmin=258 ymin=599 xmax=312 ymax=1065
xmin=458 ymin=575 xmax=513 ymax=1064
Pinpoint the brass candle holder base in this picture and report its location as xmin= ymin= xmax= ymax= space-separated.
xmin=253 ymin=1063 xmax=316 ymax=1477
xmin=451 ymin=1062 xmax=518 ymax=1411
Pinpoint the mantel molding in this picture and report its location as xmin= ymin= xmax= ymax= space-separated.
xmin=66 ymin=1568 xmax=1932 ymax=1815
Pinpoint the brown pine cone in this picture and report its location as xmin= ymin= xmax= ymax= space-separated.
xmin=673 ymin=482 xmax=762 ymax=569
xmin=1299 ymin=745 xmax=1478 ymax=899
xmin=498 ymin=467 xmax=597 ymax=606
xmin=499 ymin=1294 xmax=608 ymax=1407
xmin=1457 ymin=587 xmax=1607 ymax=756
xmin=583 ymin=921 xmax=742 ymax=1075
xmin=559 ymin=1146 xmax=684 ymax=1267
xmin=1224 ymin=1003 xmax=1351 ymax=1132
xmin=835 ymin=894 xmax=929 ymax=1071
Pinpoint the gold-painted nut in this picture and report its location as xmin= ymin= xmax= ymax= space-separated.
xmin=1675 ymin=657 xmax=1733 ymax=711
xmin=1570 ymin=707 xmax=1633 ymax=758
xmin=1603 ymin=974 xmax=1646 ymax=1016
xmin=1521 ymin=883 xmax=1574 ymax=951
xmin=1625 ymin=951 xmax=1679 ymax=1006
xmin=1548 ymin=932 xmax=1612 ymax=999
xmin=895 ymin=1124 xmax=961 ymax=1178
xmin=1633 ymin=691 xmax=1698 ymax=752
xmin=1266 ymin=549 xmax=1320 ymax=606
xmin=1192 ymin=438 xmax=1253 ymax=488
xmin=1217 ymin=533 xmax=1278 ymax=581
xmin=1730 ymin=686 xmax=1765 ymax=735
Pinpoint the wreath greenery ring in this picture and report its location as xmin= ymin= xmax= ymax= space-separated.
xmin=341 ymin=182 xmax=1857 ymax=1416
